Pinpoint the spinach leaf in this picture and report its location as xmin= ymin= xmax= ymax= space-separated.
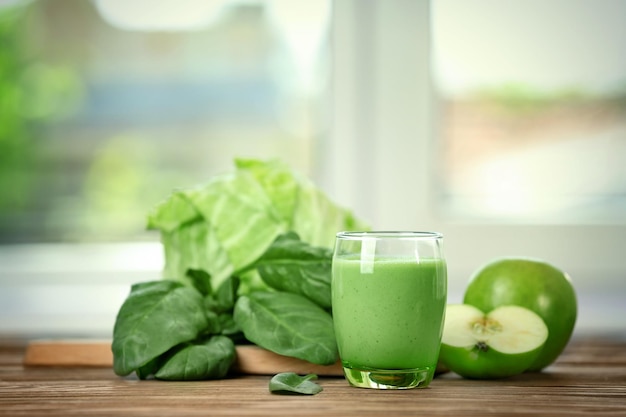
xmin=214 ymin=275 xmax=240 ymax=312
xmin=233 ymin=291 xmax=338 ymax=365
xmin=202 ymin=275 xmax=243 ymax=339
xmin=155 ymin=336 xmax=236 ymax=381
xmin=112 ymin=280 xmax=208 ymax=377
xmin=217 ymin=313 xmax=241 ymax=337
xmin=135 ymin=356 xmax=163 ymax=380
xmin=186 ymin=269 xmax=213 ymax=296
xmin=252 ymin=232 xmax=333 ymax=308
xmin=202 ymin=308 xmax=221 ymax=335
xmin=269 ymin=373 xmax=323 ymax=395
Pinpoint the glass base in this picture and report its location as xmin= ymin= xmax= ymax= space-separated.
xmin=342 ymin=364 xmax=435 ymax=389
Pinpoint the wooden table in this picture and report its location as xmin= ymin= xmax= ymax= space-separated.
xmin=1 ymin=336 xmax=625 ymax=416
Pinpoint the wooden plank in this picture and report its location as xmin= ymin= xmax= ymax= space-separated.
xmin=24 ymin=340 xmax=113 ymax=367
xmin=233 ymin=345 xmax=343 ymax=376
xmin=2 ymin=363 xmax=626 ymax=416
xmin=23 ymin=340 xmax=344 ymax=376
xmin=4 ymin=339 xmax=626 ymax=416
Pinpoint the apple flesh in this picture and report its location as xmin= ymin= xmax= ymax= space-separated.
xmin=439 ymin=304 xmax=549 ymax=379
xmin=463 ymin=258 xmax=577 ymax=371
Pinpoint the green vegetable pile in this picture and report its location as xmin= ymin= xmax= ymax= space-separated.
xmin=112 ymin=159 xmax=367 ymax=381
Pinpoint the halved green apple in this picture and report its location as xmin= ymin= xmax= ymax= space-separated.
xmin=439 ymin=304 xmax=549 ymax=379
xmin=463 ymin=257 xmax=577 ymax=371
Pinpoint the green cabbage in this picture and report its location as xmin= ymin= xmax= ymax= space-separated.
xmin=147 ymin=158 xmax=367 ymax=290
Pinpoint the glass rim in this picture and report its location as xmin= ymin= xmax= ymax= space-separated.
xmin=336 ymin=231 xmax=443 ymax=240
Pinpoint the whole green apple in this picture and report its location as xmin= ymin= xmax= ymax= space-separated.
xmin=463 ymin=257 xmax=577 ymax=371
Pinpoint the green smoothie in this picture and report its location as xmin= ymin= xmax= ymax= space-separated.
xmin=332 ymin=256 xmax=447 ymax=371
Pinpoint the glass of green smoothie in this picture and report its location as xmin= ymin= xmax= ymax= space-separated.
xmin=331 ymin=231 xmax=447 ymax=389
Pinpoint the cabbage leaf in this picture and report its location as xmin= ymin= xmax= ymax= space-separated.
xmin=147 ymin=159 xmax=367 ymax=290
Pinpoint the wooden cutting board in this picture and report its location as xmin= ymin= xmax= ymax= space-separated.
xmin=23 ymin=340 xmax=344 ymax=376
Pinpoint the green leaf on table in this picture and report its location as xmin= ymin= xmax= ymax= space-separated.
xmin=233 ymin=291 xmax=338 ymax=365
xmin=155 ymin=336 xmax=236 ymax=381
xmin=269 ymin=373 xmax=323 ymax=395
xmin=253 ymin=232 xmax=333 ymax=308
xmin=112 ymin=280 xmax=208 ymax=377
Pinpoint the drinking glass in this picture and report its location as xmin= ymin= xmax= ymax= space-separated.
xmin=331 ymin=231 xmax=447 ymax=389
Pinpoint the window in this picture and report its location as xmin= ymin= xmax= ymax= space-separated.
xmin=0 ymin=0 xmax=623 ymax=338
xmin=432 ymin=0 xmax=626 ymax=224
xmin=0 ymin=0 xmax=330 ymax=336
xmin=327 ymin=0 xmax=625 ymax=336
xmin=0 ymin=0 xmax=330 ymax=244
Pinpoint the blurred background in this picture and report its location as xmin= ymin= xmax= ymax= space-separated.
xmin=0 ymin=0 xmax=624 ymax=338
